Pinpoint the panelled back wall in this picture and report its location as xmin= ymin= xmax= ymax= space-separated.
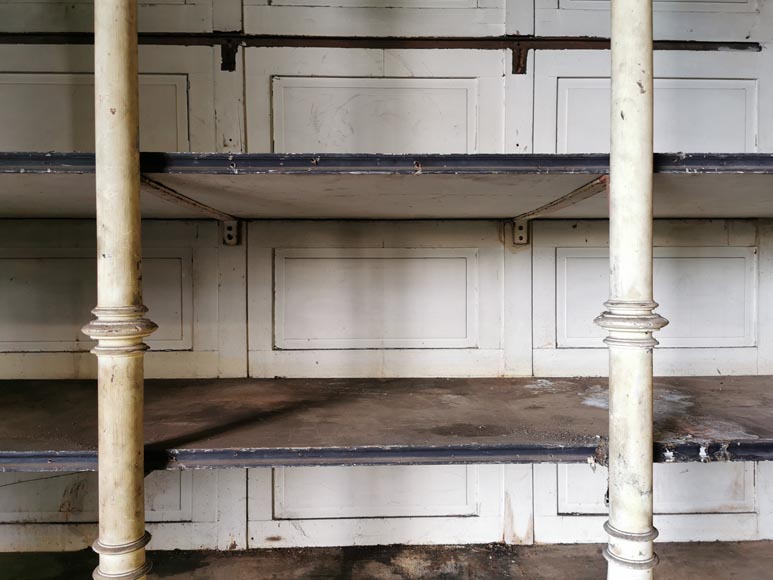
xmin=1 ymin=0 xmax=773 ymax=554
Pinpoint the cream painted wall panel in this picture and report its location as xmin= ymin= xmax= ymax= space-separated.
xmin=557 ymin=463 xmax=756 ymax=515
xmin=0 ymin=0 xmax=212 ymax=32
xmin=0 ymin=470 xmax=248 ymax=551
xmin=0 ymin=249 xmax=191 ymax=351
xmin=248 ymin=220 xmax=505 ymax=377
xmin=274 ymin=466 xmax=479 ymax=519
xmin=533 ymin=0 xmax=773 ymax=40
xmin=246 ymin=48 xmax=505 ymax=154
xmin=533 ymin=463 xmax=763 ymax=543
xmin=557 ymin=78 xmax=756 ymax=154
xmin=275 ymin=248 xmax=477 ymax=349
xmin=272 ymin=77 xmax=478 ymax=153
xmin=248 ymin=466 xmax=505 ymax=547
xmin=244 ymin=1 xmax=505 ymax=36
xmin=0 ymin=471 xmax=192 ymax=524
xmin=0 ymin=220 xmax=247 ymax=379
xmin=532 ymin=220 xmax=762 ymax=376
xmin=0 ymin=74 xmax=188 ymax=152
xmin=556 ymin=247 xmax=757 ymax=348
xmin=0 ymin=45 xmax=219 ymax=153
xmin=533 ymin=51 xmax=770 ymax=154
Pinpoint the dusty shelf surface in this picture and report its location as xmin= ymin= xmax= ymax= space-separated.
xmin=2 ymin=152 xmax=773 ymax=219
xmin=0 ymin=376 xmax=771 ymax=472
xmin=3 ymin=542 xmax=773 ymax=580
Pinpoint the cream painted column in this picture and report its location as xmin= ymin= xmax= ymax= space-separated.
xmin=81 ymin=0 xmax=157 ymax=578
xmin=594 ymin=0 xmax=667 ymax=578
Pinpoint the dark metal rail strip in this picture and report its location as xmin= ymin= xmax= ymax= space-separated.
xmin=3 ymin=440 xmax=773 ymax=472
xmin=0 ymin=33 xmax=760 ymax=73
xmin=3 ymin=152 xmax=773 ymax=175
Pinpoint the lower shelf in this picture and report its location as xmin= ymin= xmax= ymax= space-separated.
xmin=1 ymin=376 xmax=771 ymax=472
xmin=3 ymin=542 xmax=773 ymax=580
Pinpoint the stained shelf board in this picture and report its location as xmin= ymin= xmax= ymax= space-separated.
xmin=1 ymin=376 xmax=771 ymax=472
xmin=2 ymin=153 xmax=773 ymax=219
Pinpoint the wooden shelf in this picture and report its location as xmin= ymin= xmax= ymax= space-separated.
xmin=1 ymin=376 xmax=771 ymax=472
xmin=2 ymin=152 xmax=773 ymax=220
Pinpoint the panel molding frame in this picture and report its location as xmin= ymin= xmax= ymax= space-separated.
xmin=245 ymin=47 xmax=505 ymax=154
xmin=554 ymin=246 xmax=758 ymax=349
xmin=243 ymin=0 xmax=505 ymax=37
xmin=0 ymin=220 xmax=247 ymax=379
xmin=248 ymin=220 xmax=506 ymax=378
xmin=0 ymin=44 xmax=218 ymax=153
xmin=274 ymin=247 xmax=479 ymax=350
xmin=247 ymin=465 xmax=505 ymax=547
xmin=533 ymin=49 xmax=771 ymax=154
xmin=271 ymin=76 xmax=479 ymax=154
xmin=532 ymin=219 xmax=762 ymax=376
xmin=0 ymin=470 xmax=248 ymax=551
xmin=272 ymin=465 xmax=481 ymax=519
xmin=533 ymin=463 xmax=763 ymax=543
xmin=534 ymin=0 xmax=773 ymax=41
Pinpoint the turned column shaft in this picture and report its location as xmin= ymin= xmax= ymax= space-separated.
xmin=83 ymin=0 xmax=156 ymax=578
xmin=596 ymin=0 xmax=668 ymax=578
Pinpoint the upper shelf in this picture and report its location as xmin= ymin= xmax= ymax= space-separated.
xmin=1 ymin=376 xmax=771 ymax=472
xmin=2 ymin=152 xmax=773 ymax=220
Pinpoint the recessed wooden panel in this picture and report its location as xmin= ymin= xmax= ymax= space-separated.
xmin=273 ymin=465 xmax=479 ymax=519
xmin=272 ymin=77 xmax=478 ymax=154
xmin=558 ymin=0 xmax=754 ymax=10
xmin=0 ymin=249 xmax=193 ymax=352
xmin=557 ymin=463 xmax=756 ymax=515
xmin=557 ymin=78 xmax=757 ymax=153
xmin=556 ymin=247 xmax=757 ymax=348
xmin=274 ymin=248 xmax=478 ymax=349
xmin=0 ymin=74 xmax=189 ymax=152
xmin=0 ymin=471 xmax=193 ymax=524
xmin=272 ymin=0 xmax=475 ymax=5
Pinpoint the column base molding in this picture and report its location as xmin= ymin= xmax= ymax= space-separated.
xmin=603 ymin=521 xmax=660 ymax=571
xmin=92 ymin=560 xmax=152 ymax=580
xmin=92 ymin=531 xmax=152 ymax=580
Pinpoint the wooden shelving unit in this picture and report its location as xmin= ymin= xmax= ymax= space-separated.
xmin=1 ymin=376 xmax=771 ymax=472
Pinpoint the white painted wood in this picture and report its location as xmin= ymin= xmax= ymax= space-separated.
xmin=247 ymin=466 xmax=505 ymax=547
xmin=245 ymin=48 xmax=505 ymax=154
xmin=274 ymin=248 xmax=478 ymax=350
xmin=212 ymin=0 xmax=242 ymax=31
xmin=503 ymin=223 xmax=533 ymax=375
xmin=273 ymin=77 xmax=478 ymax=154
xmin=0 ymin=248 xmax=192 ymax=352
xmin=557 ymin=463 xmax=756 ymax=514
xmin=0 ymin=0 xmax=212 ymax=32
xmin=506 ymin=0 xmax=534 ymax=34
xmin=248 ymin=220 xmax=506 ymax=377
xmin=213 ymin=49 xmax=246 ymax=154
xmin=503 ymin=465 xmax=534 ymax=545
xmin=534 ymin=50 xmax=768 ymax=154
xmin=534 ymin=0 xmax=773 ymax=41
xmin=505 ymin=50 xmax=534 ymax=153
xmin=556 ymin=247 xmax=757 ymax=348
xmin=274 ymin=466 xmax=480 ymax=519
xmin=533 ymin=463 xmax=764 ymax=543
xmin=532 ymin=220 xmax=762 ymax=377
xmin=243 ymin=3 xmax=504 ymax=36
xmin=759 ymin=461 xmax=773 ymax=540
xmin=0 ymin=220 xmax=245 ymax=379
xmin=0 ymin=74 xmax=188 ymax=152
xmin=0 ymin=471 xmax=248 ymax=551
xmin=758 ymin=219 xmax=773 ymax=374
xmin=0 ymin=45 xmax=218 ymax=153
